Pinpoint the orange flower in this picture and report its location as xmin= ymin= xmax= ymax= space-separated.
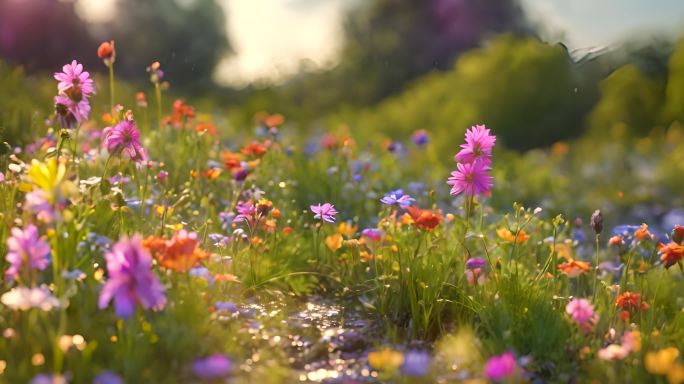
xmin=195 ymin=122 xmax=217 ymax=136
xmin=608 ymin=235 xmax=625 ymax=247
xmin=616 ymin=292 xmax=649 ymax=313
xmin=635 ymin=224 xmax=654 ymax=241
xmin=143 ymin=230 xmax=209 ymax=272
xmin=658 ymin=242 xmax=684 ymax=269
xmin=202 ymin=168 xmax=222 ymax=180
xmin=406 ymin=207 xmax=442 ymax=231
xmin=325 ymin=234 xmax=343 ymax=252
xmin=558 ymin=259 xmax=591 ymax=278
xmin=497 ymin=228 xmax=529 ymax=244
xmin=97 ymin=40 xmax=115 ymax=61
xmin=241 ymin=141 xmax=268 ymax=158
xmin=263 ymin=113 xmax=284 ymax=128
xmin=221 ymin=151 xmax=243 ymax=170
xmin=673 ymin=224 xmax=684 ymax=244
xmin=337 ymin=221 xmax=358 ymax=237
xmin=282 ymin=226 xmax=293 ymax=235
xmin=271 ymin=208 xmax=281 ymax=219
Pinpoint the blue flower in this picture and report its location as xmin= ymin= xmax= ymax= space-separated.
xmin=380 ymin=189 xmax=415 ymax=208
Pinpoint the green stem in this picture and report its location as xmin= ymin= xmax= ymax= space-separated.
xmin=108 ymin=63 xmax=115 ymax=110
xmin=592 ymin=234 xmax=601 ymax=301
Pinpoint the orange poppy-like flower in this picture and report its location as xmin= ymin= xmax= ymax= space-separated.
xmin=337 ymin=221 xmax=358 ymax=237
xmin=221 ymin=151 xmax=243 ymax=170
xmin=271 ymin=208 xmax=281 ymax=219
xmin=241 ymin=141 xmax=268 ymax=158
xmin=658 ymin=242 xmax=684 ymax=269
xmin=195 ymin=122 xmax=217 ymax=136
xmin=282 ymin=226 xmax=293 ymax=235
xmin=635 ymin=224 xmax=654 ymax=241
xmin=325 ymin=233 xmax=343 ymax=252
xmin=202 ymin=168 xmax=222 ymax=180
xmin=496 ymin=228 xmax=529 ymax=244
xmin=558 ymin=259 xmax=591 ymax=278
xmin=616 ymin=292 xmax=649 ymax=313
xmin=263 ymin=113 xmax=284 ymax=128
xmin=136 ymin=92 xmax=147 ymax=108
xmin=608 ymin=235 xmax=625 ymax=247
xmin=406 ymin=207 xmax=442 ymax=231
xmin=143 ymin=230 xmax=209 ymax=272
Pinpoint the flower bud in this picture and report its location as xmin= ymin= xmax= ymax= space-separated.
xmin=590 ymin=210 xmax=603 ymax=235
xmin=97 ymin=41 xmax=116 ymax=65
xmin=673 ymin=224 xmax=684 ymax=244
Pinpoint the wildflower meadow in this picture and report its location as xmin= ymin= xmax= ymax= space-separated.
xmin=2 ymin=28 xmax=684 ymax=384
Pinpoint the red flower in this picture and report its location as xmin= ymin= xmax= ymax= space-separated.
xmin=658 ymin=242 xmax=684 ymax=268
xmin=616 ymin=292 xmax=649 ymax=313
xmin=406 ymin=207 xmax=442 ymax=231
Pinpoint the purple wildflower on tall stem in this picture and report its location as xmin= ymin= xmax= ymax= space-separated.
xmin=54 ymin=60 xmax=95 ymax=98
xmin=454 ymin=124 xmax=496 ymax=165
xmin=98 ymin=234 xmax=166 ymax=318
xmin=446 ymin=161 xmax=493 ymax=197
xmin=102 ymin=118 xmax=147 ymax=162
xmin=5 ymin=224 xmax=50 ymax=282
xmin=310 ymin=203 xmax=338 ymax=223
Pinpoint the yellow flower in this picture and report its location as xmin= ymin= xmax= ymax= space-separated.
xmin=496 ymin=228 xmax=529 ymax=244
xmin=337 ymin=221 xmax=358 ymax=237
xmin=26 ymin=159 xmax=74 ymax=202
xmin=325 ymin=233 xmax=343 ymax=252
xmin=550 ymin=242 xmax=573 ymax=259
xmin=645 ymin=347 xmax=680 ymax=375
xmin=668 ymin=364 xmax=684 ymax=384
xmin=368 ymin=349 xmax=404 ymax=372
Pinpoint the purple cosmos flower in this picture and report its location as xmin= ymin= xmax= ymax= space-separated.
xmin=156 ymin=170 xmax=168 ymax=183
xmin=465 ymin=257 xmax=486 ymax=270
xmin=380 ymin=189 xmax=415 ymax=208
xmin=484 ymin=352 xmax=517 ymax=381
xmin=566 ymin=298 xmax=597 ymax=325
xmin=54 ymin=60 xmax=95 ymax=98
xmin=361 ymin=228 xmax=384 ymax=242
xmin=93 ymin=371 xmax=124 ymax=384
xmin=98 ymin=235 xmax=167 ymax=318
xmin=454 ymin=124 xmax=496 ymax=164
xmin=411 ymin=129 xmax=429 ymax=146
xmin=311 ymin=203 xmax=338 ymax=223
xmin=102 ymin=119 xmax=147 ymax=162
xmin=192 ymin=354 xmax=232 ymax=380
xmin=234 ymin=200 xmax=258 ymax=227
xmin=54 ymin=94 xmax=90 ymax=126
xmin=447 ymin=161 xmax=493 ymax=196
xmin=5 ymin=224 xmax=50 ymax=281
xmin=401 ymin=350 xmax=432 ymax=376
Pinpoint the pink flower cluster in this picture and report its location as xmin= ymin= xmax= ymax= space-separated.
xmin=447 ymin=125 xmax=495 ymax=196
xmin=53 ymin=60 xmax=94 ymax=127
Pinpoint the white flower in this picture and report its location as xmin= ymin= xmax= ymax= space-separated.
xmin=1 ymin=286 xmax=60 ymax=311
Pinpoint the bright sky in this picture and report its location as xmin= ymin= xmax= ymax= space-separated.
xmin=77 ymin=0 xmax=684 ymax=86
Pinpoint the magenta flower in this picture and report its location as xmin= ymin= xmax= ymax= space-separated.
xmin=310 ymin=203 xmax=338 ymax=223
xmin=361 ymin=228 xmax=384 ymax=242
xmin=484 ymin=352 xmax=517 ymax=381
xmin=566 ymin=298 xmax=598 ymax=325
xmin=102 ymin=119 xmax=147 ymax=162
xmin=54 ymin=60 xmax=95 ymax=98
xmin=98 ymin=235 xmax=166 ymax=318
xmin=54 ymin=94 xmax=90 ymax=125
xmin=192 ymin=354 xmax=232 ymax=380
xmin=5 ymin=224 xmax=50 ymax=282
xmin=454 ymin=124 xmax=496 ymax=164
xmin=447 ymin=161 xmax=493 ymax=196
xmin=234 ymin=200 xmax=257 ymax=224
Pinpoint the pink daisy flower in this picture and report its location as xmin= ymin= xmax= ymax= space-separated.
xmin=54 ymin=94 xmax=90 ymax=125
xmin=454 ymin=124 xmax=496 ymax=164
xmin=310 ymin=203 xmax=338 ymax=223
xmin=484 ymin=352 xmax=517 ymax=381
xmin=447 ymin=161 xmax=493 ymax=196
xmin=54 ymin=60 xmax=95 ymax=99
xmin=102 ymin=119 xmax=147 ymax=162
xmin=566 ymin=298 xmax=598 ymax=325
